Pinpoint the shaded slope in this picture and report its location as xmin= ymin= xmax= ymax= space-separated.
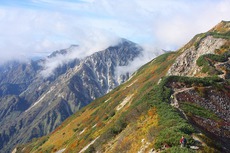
xmin=0 ymin=39 xmax=142 ymax=153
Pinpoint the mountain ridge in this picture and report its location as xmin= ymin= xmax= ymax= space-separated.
xmin=15 ymin=21 xmax=230 ymax=153
xmin=0 ymin=39 xmax=143 ymax=153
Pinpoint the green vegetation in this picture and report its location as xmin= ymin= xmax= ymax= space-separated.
xmin=31 ymin=136 xmax=49 ymax=151
xmin=180 ymin=102 xmax=220 ymax=121
xmin=109 ymin=116 xmax=127 ymax=135
xmin=194 ymin=33 xmax=207 ymax=50
xmin=162 ymin=146 xmax=195 ymax=153
xmin=145 ymin=77 xmax=195 ymax=149
xmin=144 ymin=75 xmax=224 ymax=151
xmin=194 ymin=31 xmax=230 ymax=50
xmin=196 ymin=51 xmax=230 ymax=75
xmin=135 ymin=51 xmax=175 ymax=77
xmin=16 ymin=47 xmax=226 ymax=152
xmin=85 ymin=144 xmax=96 ymax=153
xmin=196 ymin=54 xmax=228 ymax=67
xmin=154 ymin=52 xmax=174 ymax=64
xmin=160 ymin=75 xmax=223 ymax=87
xmin=210 ymin=31 xmax=230 ymax=39
xmin=41 ymin=145 xmax=54 ymax=153
xmin=152 ymin=102 xmax=195 ymax=149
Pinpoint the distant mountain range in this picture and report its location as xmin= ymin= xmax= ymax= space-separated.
xmin=14 ymin=21 xmax=230 ymax=153
xmin=0 ymin=39 xmax=142 ymax=152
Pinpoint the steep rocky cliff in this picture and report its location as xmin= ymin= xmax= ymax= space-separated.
xmin=0 ymin=39 xmax=142 ymax=152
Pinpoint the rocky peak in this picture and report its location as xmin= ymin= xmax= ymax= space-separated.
xmin=48 ymin=45 xmax=78 ymax=58
xmin=0 ymin=38 xmax=142 ymax=153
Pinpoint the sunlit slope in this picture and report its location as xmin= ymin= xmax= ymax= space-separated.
xmin=17 ymin=51 xmax=185 ymax=152
xmin=16 ymin=21 xmax=230 ymax=153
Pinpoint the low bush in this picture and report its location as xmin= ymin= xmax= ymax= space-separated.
xmin=146 ymin=75 xmax=224 ymax=150
xmin=196 ymin=51 xmax=230 ymax=75
xmin=162 ymin=146 xmax=195 ymax=153
xmin=152 ymin=102 xmax=195 ymax=149
xmin=180 ymin=102 xmax=221 ymax=121
xmin=85 ymin=144 xmax=96 ymax=153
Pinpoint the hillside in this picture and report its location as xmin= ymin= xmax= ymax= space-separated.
xmin=15 ymin=21 xmax=230 ymax=153
xmin=0 ymin=39 xmax=142 ymax=153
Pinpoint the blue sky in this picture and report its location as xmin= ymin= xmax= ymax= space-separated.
xmin=0 ymin=0 xmax=230 ymax=64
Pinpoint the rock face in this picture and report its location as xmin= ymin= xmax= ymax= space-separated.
xmin=168 ymin=81 xmax=230 ymax=150
xmin=166 ymin=21 xmax=230 ymax=152
xmin=177 ymin=86 xmax=230 ymax=122
xmin=167 ymin=36 xmax=227 ymax=76
xmin=0 ymin=39 xmax=142 ymax=152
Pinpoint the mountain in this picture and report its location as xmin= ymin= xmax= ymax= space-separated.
xmin=15 ymin=21 xmax=230 ymax=153
xmin=0 ymin=39 xmax=142 ymax=153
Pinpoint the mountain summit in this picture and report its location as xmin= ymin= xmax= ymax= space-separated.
xmin=0 ymin=39 xmax=142 ymax=152
xmin=15 ymin=21 xmax=230 ymax=153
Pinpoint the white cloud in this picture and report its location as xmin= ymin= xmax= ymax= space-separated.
xmin=0 ymin=0 xmax=229 ymax=67
xmin=40 ymin=30 xmax=120 ymax=77
xmin=151 ymin=0 xmax=230 ymax=49
xmin=116 ymin=44 xmax=164 ymax=78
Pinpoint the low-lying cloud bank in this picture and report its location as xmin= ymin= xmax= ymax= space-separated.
xmin=0 ymin=0 xmax=230 ymax=70
xmin=115 ymin=45 xmax=164 ymax=79
xmin=40 ymin=40 xmax=162 ymax=79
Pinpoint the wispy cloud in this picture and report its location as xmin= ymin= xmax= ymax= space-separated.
xmin=40 ymin=31 xmax=120 ymax=77
xmin=0 ymin=0 xmax=229 ymax=66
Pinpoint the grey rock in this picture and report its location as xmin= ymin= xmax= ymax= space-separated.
xmin=0 ymin=39 xmax=142 ymax=152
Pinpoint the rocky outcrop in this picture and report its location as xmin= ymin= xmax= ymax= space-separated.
xmin=167 ymin=36 xmax=227 ymax=76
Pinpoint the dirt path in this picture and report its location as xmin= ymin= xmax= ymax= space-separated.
xmin=214 ymin=57 xmax=230 ymax=79
xmin=191 ymin=133 xmax=206 ymax=146
xmin=170 ymin=87 xmax=208 ymax=149
xmin=170 ymin=87 xmax=194 ymax=120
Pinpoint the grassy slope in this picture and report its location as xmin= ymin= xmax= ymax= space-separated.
xmin=16 ymin=21 xmax=230 ymax=153
xmin=18 ymin=52 xmax=219 ymax=153
xmin=18 ymin=52 xmax=191 ymax=153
